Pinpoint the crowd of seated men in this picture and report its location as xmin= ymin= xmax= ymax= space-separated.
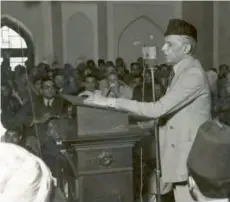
xmin=1 ymin=54 xmax=230 ymax=201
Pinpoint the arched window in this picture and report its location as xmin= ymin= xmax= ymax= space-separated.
xmin=1 ymin=17 xmax=34 ymax=71
xmin=0 ymin=26 xmax=27 ymax=70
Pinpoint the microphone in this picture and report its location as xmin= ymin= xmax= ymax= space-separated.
xmin=142 ymin=46 xmax=157 ymax=67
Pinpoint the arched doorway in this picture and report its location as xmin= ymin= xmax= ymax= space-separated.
xmin=117 ymin=15 xmax=164 ymax=67
xmin=1 ymin=17 xmax=34 ymax=70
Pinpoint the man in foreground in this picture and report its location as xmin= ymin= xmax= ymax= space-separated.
xmin=187 ymin=120 xmax=230 ymax=202
xmin=0 ymin=142 xmax=53 ymax=202
xmin=61 ymin=19 xmax=211 ymax=202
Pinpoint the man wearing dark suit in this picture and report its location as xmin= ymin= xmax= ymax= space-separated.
xmin=25 ymin=77 xmax=69 ymax=178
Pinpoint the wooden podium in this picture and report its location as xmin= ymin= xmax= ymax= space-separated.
xmin=64 ymin=105 xmax=148 ymax=202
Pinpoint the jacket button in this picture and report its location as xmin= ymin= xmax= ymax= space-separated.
xmin=169 ymin=126 xmax=173 ymax=129
xmin=171 ymin=144 xmax=175 ymax=148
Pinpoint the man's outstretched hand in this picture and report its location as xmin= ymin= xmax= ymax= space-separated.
xmin=60 ymin=92 xmax=116 ymax=108
xmin=80 ymin=92 xmax=115 ymax=108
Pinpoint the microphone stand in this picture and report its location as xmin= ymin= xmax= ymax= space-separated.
xmin=148 ymin=57 xmax=161 ymax=202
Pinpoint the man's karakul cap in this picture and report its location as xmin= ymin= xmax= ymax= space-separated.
xmin=164 ymin=19 xmax=197 ymax=41
xmin=187 ymin=121 xmax=230 ymax=198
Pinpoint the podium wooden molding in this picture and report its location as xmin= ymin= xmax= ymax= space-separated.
xmin=63 ymin=105 xmax=148 ymax=202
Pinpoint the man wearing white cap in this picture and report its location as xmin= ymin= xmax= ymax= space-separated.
xmin=0 ymin=142 xmax=53 ymax=202
xmin=61 ymin=19 xmax=211 ymax=202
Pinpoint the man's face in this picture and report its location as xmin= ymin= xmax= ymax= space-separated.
xmin=69 ymin=76 xmax=76 ymax=87
xmin=5 ymin=130 xmax=21 ymax=144
xmin=131 ymin=65 xmax=141 ymax=76
xmin=85 ymin=77 xmax=97 ymax=92
xmin=47 ymin=70 xmax=53 ymax=78
xmin=133 ymin=77 xmax=142 ymax=86
xmin=87 ymin=61 xmax=95 ymax=68
xmin=117 ymin=66 xmax=125 ymax=76
xmin=145 ymin=71 xmax=152 ymax=84
xmin=84 ymin=68 xmax=93 ymax=77
xmin=1 ymin=85 xmax=10 ymax=97
xmin=30 ymin=67 xmax=38 ymax=77
xmin=34 ymin=80 xmax=42 ymax=93
xmin=42 ymin=80 xmax=56 ymax=99
xmin=108 ymin=74 xmax=119 ymax=86
xmin=226 ymin=72 xmax=230 ymax=94
xmin=162 ymin=35 xmax=186 ymax=65
xmin=47 ymin=121 xmax=59 ymax=140
xmin=21 ymin=73 xmax=27 ymax=86
xmin=155 ymin=84 xmax=162 ymax=100
xmin=219 ymin=65 xmax=229 ymax=77
xmin=137 ymin=57 xmax=143 ymax=65
xmin=54 ymin=75 xmax=65 ymax=88
xmin=115 ymin=58 xmax=123 ymax=66
xmin=106 ymin=66 xmax=115 ymax=75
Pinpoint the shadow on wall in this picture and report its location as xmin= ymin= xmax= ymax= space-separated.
xmin=66 ymin=12 xmax=94 ymax=67
xmin=117 ymin=15 xmax=164 ymax=67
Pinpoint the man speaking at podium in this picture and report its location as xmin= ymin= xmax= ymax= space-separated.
xmin=61 ymin=19 xmax=211 ymax=202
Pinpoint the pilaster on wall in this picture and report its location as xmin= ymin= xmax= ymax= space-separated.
xmin=97 ymin=1 xmax=108 ymax=60
xmin=106 ymin=2 xmax=115 ymax=62
xmin=51 ymin=2 xmax=64 ymax=65
xmin=213 ymin=1 xmax=219 ymax=70
xmin=1 ymin=1 xmax=45 ymax=64
xmin=41 ymin=1 xmax=53 ymax=64
xmin=61 ymin=2 xmax=98 ymax=65
xmin=214 ymin=2 xmax=230 ymax=67
xmin=182 ymin=1 xmax=214 ymax=70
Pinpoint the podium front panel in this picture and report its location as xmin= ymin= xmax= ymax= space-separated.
xmin=78 ymin=172 xmax=133 ymax=202
xmin=76 ymin=106 xmax=129 ymax=136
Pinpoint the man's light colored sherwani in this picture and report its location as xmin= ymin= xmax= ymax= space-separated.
xmin=112 ymin=55 xmax=211 ymax=183
xmin=64 ymin=55 xmax=211 ymax=202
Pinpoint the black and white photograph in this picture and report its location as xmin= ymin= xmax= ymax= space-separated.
xmin=0 ymin=1 xmax=230 ymax=202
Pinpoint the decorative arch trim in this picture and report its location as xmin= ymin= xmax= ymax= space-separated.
xmin=117 ymin=15 xmax=164 ymax=56
xmin=67 ymin=11 xmax=93 ymax=26
xmin=1 ymin=15 xmax=35 ymax=66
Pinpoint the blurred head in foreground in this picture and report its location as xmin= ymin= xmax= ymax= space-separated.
xmin=0 ymin=143 xmax=53 ymax=202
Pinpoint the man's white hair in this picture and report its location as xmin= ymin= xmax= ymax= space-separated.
xmin=0 ymin=143 xmax=53 ymax=202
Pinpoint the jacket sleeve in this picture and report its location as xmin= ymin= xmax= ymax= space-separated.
xmin=2 ymin=103 xmax=33 ymax=130
xmin=114 ymin=68 xmax=205 ymax=119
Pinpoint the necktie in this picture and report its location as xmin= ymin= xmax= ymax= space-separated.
xmin=168 ymin=69 xmax=175 ymax=86
xmin=47 ymin=100 xmax=51 ymax=108
xmin=49 ymin=100 xmax=52 ymax=108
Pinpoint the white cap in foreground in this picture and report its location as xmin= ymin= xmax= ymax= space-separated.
xmin=0 ymin=143 xmax=53 ymax=202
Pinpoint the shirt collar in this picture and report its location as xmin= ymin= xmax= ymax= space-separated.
xmin=43 ymin=98 xmax=54 ymax=106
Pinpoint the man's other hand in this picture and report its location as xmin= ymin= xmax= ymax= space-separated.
xmin=81 ymin=92 xmax=115 ymax=108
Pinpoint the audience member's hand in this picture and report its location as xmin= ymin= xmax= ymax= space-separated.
xmin=109 ymin=83 xmax=121 ymax=97
xmin=40 ymin=113 xmax=52 ymax=123
xmin=12 ymin=89 xmax=24 ymax=105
